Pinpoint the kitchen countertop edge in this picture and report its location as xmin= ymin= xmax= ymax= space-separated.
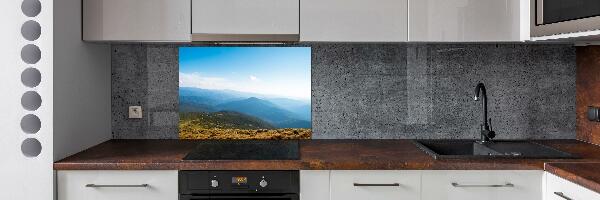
xmin=545 ymin=162 xmax=600 ymax=194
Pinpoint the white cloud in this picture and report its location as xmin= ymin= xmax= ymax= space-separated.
xmin=180 ymin=72 xmax=310 ymax=100
xmin=249 ymin=75 xmax=259 ymax=81
xmin=179 ymin=72 xmax=235 ymax=90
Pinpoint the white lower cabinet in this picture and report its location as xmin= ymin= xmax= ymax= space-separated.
xmin=545 ymin=172 xmax=600 ymax=200
xmin=301 ymin=170 xmax=331 ymax=200
xmin=330 ymin=170 xmax=421 ymax=200
xmin=58 ymin=170 xmax=600 ymax=200
xmin=57 ymin=170 xmax=178 ymax=200
xmin=421 ymin=170 xmax=543 ymax=200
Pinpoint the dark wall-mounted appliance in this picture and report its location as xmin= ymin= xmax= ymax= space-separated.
xmin=179 ymin=171 xmax=299 ymax=200
xmin=532 ymin=0 xmax=600 ymax=37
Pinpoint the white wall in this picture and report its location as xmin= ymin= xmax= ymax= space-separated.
xmin=53 ymin=0 xmax=111 ymax=161
xmin=0 ymin=0 xmax=54 ymax=199
xmin=0 ymin=0 xmax=109 ymax=198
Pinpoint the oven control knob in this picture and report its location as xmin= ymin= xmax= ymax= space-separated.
xmin=259 ymin=179 xmax=268 ymax=188
xmin=211 ymin=180 xmax=219 ymax=188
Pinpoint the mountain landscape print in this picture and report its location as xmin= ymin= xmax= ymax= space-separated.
xmin=179 ymin=47 xmax=311 ymax=139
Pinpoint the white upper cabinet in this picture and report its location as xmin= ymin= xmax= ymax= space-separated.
xmin=300 ymin=0 xmax=408 ymax=42
xmin=409 ymin=0 xmax=530 ymax=42
xmin=191 ymin=0 xmax=300 ymax=41
xmin=80 ymin=0 xmax=532 ymax=42
xmin=82 ymin=0 xmax=191 ymax=42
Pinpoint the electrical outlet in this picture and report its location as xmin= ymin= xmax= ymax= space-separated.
xmin=129 ymin=106 xmax=143 ymax=119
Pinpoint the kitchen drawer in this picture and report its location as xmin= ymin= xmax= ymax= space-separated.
xmin=57 ymin=170 xmax=178 ymax=200
xmin=421 ymin=170 xmax=543 ymax=200
xmin=330 ymin=170 xmax=420 ymax=200
xmin=545 ymin=172 xmax=600 ymax=200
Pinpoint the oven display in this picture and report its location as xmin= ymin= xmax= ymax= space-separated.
xmin=232 ymin=176 xmax=248 ymax=185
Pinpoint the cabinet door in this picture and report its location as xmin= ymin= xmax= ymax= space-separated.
xmin=330 ymin=170 xmax=420 ymax=200
xmin=300 ymin=0 xmax=408 ymax=42
xmin=545 ymin=172 xmax=600 ymax=200
xmin=300 ymin=170 xmax=330 ymax=200
xmin=57 ymin=170 xmax=178 ymax=200
xmin=421 ymin=170 xmax=543 ymax=200
xmin=191 ymin=0 xmax=299 ymax=41
xmin=82 ymin=0 xmax=191 ymax=41
xmin=409 ymin=0 xmax=529 ymax=42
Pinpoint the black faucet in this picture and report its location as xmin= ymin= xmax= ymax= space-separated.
xmin=474 ymin=83 xmax=495 ymax=143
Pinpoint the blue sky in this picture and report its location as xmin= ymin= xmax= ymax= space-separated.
xmin=179 ymin=47 xmax=311 ymax=100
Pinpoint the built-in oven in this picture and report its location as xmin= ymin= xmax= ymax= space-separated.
xmin=179 ymin=171 xmax=299 ymax=200
xmin=532 ymin=0 xmax=600 ymax=37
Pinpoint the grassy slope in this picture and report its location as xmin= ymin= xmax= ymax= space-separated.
xmin=179 ymin=111 xmax=311 ymax=139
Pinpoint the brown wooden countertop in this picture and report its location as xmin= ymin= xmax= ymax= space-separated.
xmin=54 ymin=139 xmax=600 ymax=171
xmin=545 ymin=162 xmax=600 ymax=194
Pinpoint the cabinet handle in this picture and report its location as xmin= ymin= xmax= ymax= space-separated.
xmin=451 ymin=182 xmax=514 ymax=188
xmin=553 ymin=192 xmax=573 ymax=200
xmin=353 ymin=183 xmax=400 ymax=187
xmin=85 ymin=184 xmax=149 ymax=188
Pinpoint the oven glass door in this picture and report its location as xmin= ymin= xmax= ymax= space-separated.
xmin=538 ymin=0 xmax=600 ymax=25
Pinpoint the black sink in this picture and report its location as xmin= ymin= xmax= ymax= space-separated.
xmin=413 ymin=140 xmax=577 ymax=160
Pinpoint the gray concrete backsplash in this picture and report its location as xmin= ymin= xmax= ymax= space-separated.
xmin=111 ymin=43 xmax=576 ymax=139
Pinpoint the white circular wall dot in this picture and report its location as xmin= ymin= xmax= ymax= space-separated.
xmin=21 ymin=0 xmax=41 ymax=17
xmin=21 ymin=91 xmax=42 ymax=111
xmin=21 ymin=20 xmax=41 ymax=41
xmin=21 ymin=68 xmax=41 ymax=88
xmin=21 ymin=44 xmax=41 ymax=64
xmin=21 ymin=138 xmax=42 ymax=157
xmin=21 ymin=114 xmax=41 ymax=134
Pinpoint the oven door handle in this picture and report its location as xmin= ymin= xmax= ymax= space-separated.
xmin=179 ymin=195 xmax=209 ymax=200
xmin=182 ymin=194 xmax=298 ymax=200
xmin=211 ymin=194 xmax=298 ymax=199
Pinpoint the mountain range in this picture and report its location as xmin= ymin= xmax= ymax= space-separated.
xmin=179 ymin=87 xmax=311 ymax=128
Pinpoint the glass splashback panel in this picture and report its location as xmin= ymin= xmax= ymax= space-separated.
xmin=178 ymin=47 xmax=311 ymax=139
